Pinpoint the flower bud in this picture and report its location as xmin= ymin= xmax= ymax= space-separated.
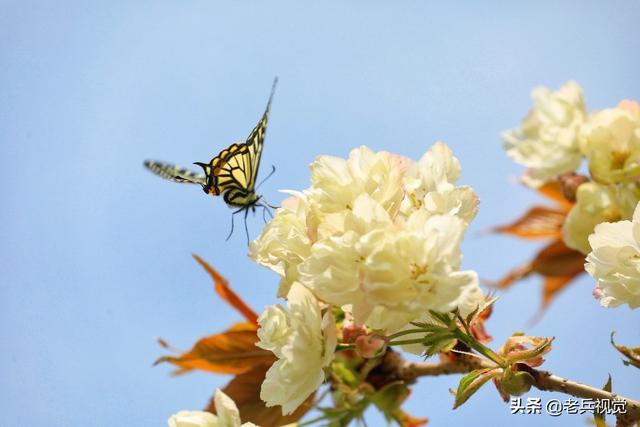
xmin=355 ymin=334 xmax=387 ymax=358
xmin=558 ymin=172 xmax=589 ymax=202
xmin=342 ymin=316 xmax=368 ymax=343
xmin=499 ymin=367 xmax=535 ymax=396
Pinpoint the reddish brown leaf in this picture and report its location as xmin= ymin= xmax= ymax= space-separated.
xmin=470 ymin=303 xmax=493 ymax=343
xmin=541 ymin=274 xmax=582 ymax=308
xmin=531 ymin=240 xmax=586 ymax=277
xmin=494 ymin=206 xmax=567 ymax=240
xmin=494 ymin=239 xmax=585 ymax=320
xmin=537 ymin=182 xmax=573 ymax=211
xmin=395 ymin=410 xmax=428 ymax=427
xmin=155 ymin=322 xmax=274 ymax=375
xmin=492 ymin=180 xmax=582 ymax=310
xmin=208 ymin=365 xmax=316 ymax=427
xmin=499 ymin=335 xmax=554 ymax=367
xmin=192 ymin=254 xmax=259 ymax=324
xmin=525 ymin=271 xmax=585 ymax=325
xmin=493 ymin=263 xmax=533 ymax=289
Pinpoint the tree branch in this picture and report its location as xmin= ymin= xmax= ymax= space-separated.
xmin=399 ymin=357 xmax=490 ymax=379
xmin=533 ymin=370 xmax=640 ymax=426
xmin=398 ymin=356 xmax=640 ymax=426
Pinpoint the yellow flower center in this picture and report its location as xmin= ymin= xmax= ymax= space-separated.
xmin=611 ymin=150 xmax=630 ymax=170
xmin=409 ymin=192 xmax=423 ymax=210
xmin=602 ymin=207 xmax=622 ymax=222
xmin=410 ymin=263 xmax=428 ymax=280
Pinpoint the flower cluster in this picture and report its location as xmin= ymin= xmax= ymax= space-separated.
xmin=250 ymin=143 xmax=484 ymax=413
xmin=256 ymin=283 xmax=336 ymax=415
xmin=585 ymin=201 xmax=640 ymax=309
xmin=504 ymin=82 xmax=640 ymax=254
xmin=503 ymin=81 xmax=586 ymax=188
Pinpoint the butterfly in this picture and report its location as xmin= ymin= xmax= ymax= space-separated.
xmin=144 ymin=78 xmax=278 ymax=243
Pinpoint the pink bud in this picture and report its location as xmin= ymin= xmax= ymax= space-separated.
xmin=355 ymin=335 xmax=386 ymax=358
xmin=593 ymin=286 xmax=604 ymax=300
xmin=342 ymin=316 xmax=367 ymax=343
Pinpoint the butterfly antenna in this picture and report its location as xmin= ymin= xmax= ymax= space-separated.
xmin=257 ymin=165 xmax=276 ymax=189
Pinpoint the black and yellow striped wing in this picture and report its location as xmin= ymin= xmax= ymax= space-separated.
xmin=143 ymin=78 xmax=277 ymax=209
xmin=196 ymin=78 xmax=277 ymax=207
xmin=143 ymin=160 xmax=207 ymax=186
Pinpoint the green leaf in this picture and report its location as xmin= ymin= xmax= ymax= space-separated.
xmin=320 ymin=408 xmax=353 ymax=427
xmin=602 ymin=374 xmax=612 ymax=392
xmin=421 ymin=331 xmax=455 ymax=346
xmin=331 ymin=361 xmax=360 ymax=388
xmin=371 ymin=381 xmax=410 ymax=417
xmin=504 ymin=337 xmax=554 ymax=365
xmin=424 ymin=337 xmax=457 ymax=357
xmin=408 ymin=320 xmax=447 ymax=332
xmin=611 ymin=332 xmax=640 ymax=369
xmin=594 ymin=374 xmax=612 ymax=427
xmin=428 ymin=310 xmax=453 ymax=326
xmin=453 ymin=367 xmax=501 ymax=409
xmin=499 ymin=368 xmax=535 ymax=396
xmin=410 ymin=321 xmax=429 ymax=328
xmin=465 ymin=296 xmax=498 ymax=325
xmin=421 ymin=323 xmax=450 ymax=333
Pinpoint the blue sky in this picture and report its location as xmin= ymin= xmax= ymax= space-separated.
xmin=1 ymin=1 xmax=639 ymax=426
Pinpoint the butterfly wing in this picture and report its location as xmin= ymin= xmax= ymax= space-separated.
xmin=203 ymin=78 xmax=278 ymax=202
xmin=243 ymin=77 xmax=277 ymax=187
xmin=144 ymin=160 xmax=207 ymax=185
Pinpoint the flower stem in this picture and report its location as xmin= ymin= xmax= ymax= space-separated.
xmin=452 ymin=329 xmax=505 ymax=366
xmin=336 ymin=343 xmax=356 ymax=352
xmin=297 ymin=414 xmax=333 ymax=427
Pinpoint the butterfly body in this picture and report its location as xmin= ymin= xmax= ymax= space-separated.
xmin=144 ymin=78 xmax=278 ymax=241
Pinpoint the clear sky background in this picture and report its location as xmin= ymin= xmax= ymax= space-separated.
xmin=1 ymin=1 xmax=639 ymax=426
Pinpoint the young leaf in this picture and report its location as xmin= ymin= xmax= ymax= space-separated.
xmin=193 ymin=254 xmax=259 ymax=324
xmin=493 ymin=206 xmax=567 ymax=239
xmin=331 ymin=361 xmax=361 ymax=388
xmin=453 ymin=368 xmax=501 ymax=409
xmin=499 ymin=368 xmax=535 ymax=396
xmin=611 ymin=332 xmax=640 ymax=369
xmin=467 ymin=297 xmax=494 ymax=343
xmin=501 ymin=336 xmax=554 ymax=367
xmin=491 ymin=180 xmax=586 ymax=319
xmin=393 ymin=410 xmax=428 ymax=427
xmin=155 ymin=322 xmax=275 ymax=375
xmin=536 ymin=181 xmax=574 ymax=210
xmin=531 ymin=239 xmax=585 ymax=277
xmin=493 ymin=263 xmax=533 ymax=289
xmin=493 ymin=239 xmax=585 ymax=316
xmin=594 ymin=375 xmax=613 ymax=427
xmin=370 ymin=381 xmax=410 ymax=415
xmin=424 ymin=337 xmax=457 ymax=357
xmin=211 ymin=365 xmax=315 ymax=427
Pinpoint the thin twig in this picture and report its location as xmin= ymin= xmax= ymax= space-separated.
xmin=533 ymin=370 xmax=640 ymax=426
xmin=399 ymin=357 xmax=640 ymax=426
